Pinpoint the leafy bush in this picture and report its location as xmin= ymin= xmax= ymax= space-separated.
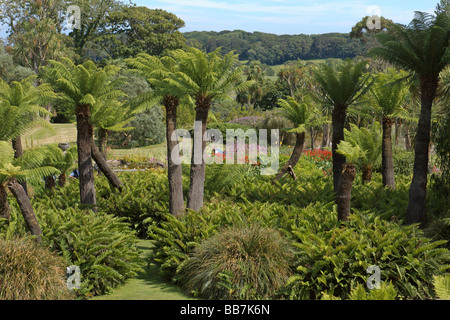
xmin=109 ymin=107 xmax=165 ymax=148
xmin=176 ymin=224 xmax=294 ymax=300
xmin=322 ymin=282 xmax=398 ymax=300
xmin=148 ymin=199 xmax=296 ymax=281
xmin=37 ymin=206 xmax=143 ymax=297
xmin=2 ymin=203 xmax=142 ymax=298
xmin=284 ymin=205 xmax=450 ymax=300
xmin=100 ymin=171 xmax=170 ymax=238
xmin=0 ymin=236 xmax=74 ymax=300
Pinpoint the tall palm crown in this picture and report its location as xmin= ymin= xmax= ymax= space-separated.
xmin=370 ymin=11 xmax=450 ymax=225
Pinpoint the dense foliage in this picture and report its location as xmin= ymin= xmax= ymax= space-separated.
xmin=184 ymin=30 xmax=368 ymax=65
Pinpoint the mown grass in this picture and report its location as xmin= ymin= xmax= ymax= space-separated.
xmin=91 ymin=240 xmax=194 ymax=300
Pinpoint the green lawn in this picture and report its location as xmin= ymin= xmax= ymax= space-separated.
xmin=92 ymin=240 xmax=195 ymax=300
xmin=23 ymin=123 xmax=77 ymax=148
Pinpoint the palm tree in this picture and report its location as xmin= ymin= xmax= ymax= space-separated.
xmin=368 ymin=69 xmax=410 ymax=188
xmin=43 ymin=58 xmax=126 ymax=210
xmin=0 ymin=141 xmax=59 ymax=242
xmin=335 ymin=140 xmax=365 ymax=221
xmin=272 ymin=96 xmax=326 ymax=182
xmin=170 ymin=48 xmax=252 ymax=211
xmin=344 ymin=123 xmax=382 ymax=184
xmin=313 ymin=59 xmax=373 ymax=192
xmin=370 ymin=11 xmax=450 ymax=225
xmin=126 ymin=52 xmax=191 ymax=217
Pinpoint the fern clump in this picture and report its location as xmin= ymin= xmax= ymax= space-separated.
xmin=285 ymin=206 xmax=450 ymax=300
xmin=0 ymin=236 xmax=74 ymax=300
xmin=37 ymin=207 xmax=143 ymax=297
xmin=176 ymin=224 xmax=295 ymax=300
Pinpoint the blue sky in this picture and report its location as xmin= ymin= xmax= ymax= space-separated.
xmin=134 ymin=0 xmax=438 ymax=34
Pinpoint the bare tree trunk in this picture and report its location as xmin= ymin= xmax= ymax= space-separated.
xmin=76 ymin=104 xmax=97 ymax=212
xmin=332 ymin=105 xmax=348 ymax=192
xmin=165 ymin=96 xmax=185 ymax=217
xmin=187 ymin=98 xmax=210 ymax=212
xmin=7 ymin=178 xmax=42 ymax=243
xmin=382 ymin=117 xmax=395 ymax=188
xmin=273 ymin=132 xmax=305 ymax=183
xmin=321 ymin=123 xmax=330 ymax=148
xmin=0 ymin=184 xmax=11 ymax=222
xmin=336 ymin=163 xmax=356 ymax=221
xmin=405 ymin=128 xmax=412 ymax=151
xmin=406 ymin=78 xmax=438 ymax=226
xmin=310 ymin=127 xmax=316 ymax=150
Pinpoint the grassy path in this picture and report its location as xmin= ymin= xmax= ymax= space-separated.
xmin=92 ymin=240 xmax=194 ymax=300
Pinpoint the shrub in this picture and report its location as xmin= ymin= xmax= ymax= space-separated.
xmin=284 ymin=205 xmax=450 ymax=300
xmin=2 ymin=204 xmax=143 ymax=298
xmin=0 ymin=236 xmax=74 ymax=300
xmin=37 ymin=206 xmax=143 ymax=297
xmin=148 ymin=199 xmax=297 ymax=281
xmin=322 ymin=282 xmax=398 ymax=300
xmin=176 ymin=224 xmax=295 ymax=300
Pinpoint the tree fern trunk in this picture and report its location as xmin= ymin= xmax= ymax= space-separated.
xmin=332 ymin=105 xmax=347 ymax=192
xmin=165 ymin=96 xmax=185 ymax=217
xmin=76 ymin=104 xmax=97 ymax=212
xmin=45 ymin=176 xmax=56 ymax=191
xmin=0 ymin=184 xmax=11 ymax=222
xmin=273 ymin=132 xmax=305 ymax=183
xmin=336 ymin=163 xmax=356 ymax=221
xmin=7 ymin=178 xmax=42 ymax=243
xmin=91 ymin=134 xmax=123 ymax=191
xmin=98 ymin=128 xmax=109 ymax=161
xmin=406 ymin=78 xmax=438 ymax=225
xmin=382 ymin=117 xmax=395 ymax=189
xmin=12 ymin=136 xmax=28 ymax=196
xmin=58 ymin=173 xmax=67 ymax=188
xmin=362 ymin=166 xmax=373 ymax=185
xmin=187 ymin=98 xmax=210 ymax=212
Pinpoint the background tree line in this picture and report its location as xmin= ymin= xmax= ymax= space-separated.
xmin=184 ymin=30 xmax=368 ymax=65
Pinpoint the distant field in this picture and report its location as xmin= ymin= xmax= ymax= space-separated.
xmin=23 ymin=123 xmax=77 ymax=148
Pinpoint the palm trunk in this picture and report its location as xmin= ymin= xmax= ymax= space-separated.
xmin=76 ymin=104 xmax=97 ymax=211
xmin=273 ymin=132 xmax=305 ymax=182
xmin=406 ymin=78 xmax=438 ymax=225
xmin=7 ymin=178 xmax=42 ymax=243
xmin=382 ymin=117 xmax=395 ymax=188
xmin=91 ymin=134 xmax=123 ymax=190
xmin=336 ymin=163 xmax=356 ymax=221
xmin=362 ymin=166 xmax=373 ymax=184
xmin=187 ymin=97 xmax=210 ymax=212
xmin=165 ymin=96 xmax=185 ymax=217
xmin=0 ymin=184 xmax=11 ymax=222
xmin=332 ymin=105 xmax=348 ymax=192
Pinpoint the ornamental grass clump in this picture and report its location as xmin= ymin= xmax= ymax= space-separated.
xmin=176 ymin=224 xmax=295 ymax=300
xmin=0 ymin=236 xmax=74 ymax=300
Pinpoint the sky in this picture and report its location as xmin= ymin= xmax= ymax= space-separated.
xmin=134 ymin=0 xmax=438 ymax=35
